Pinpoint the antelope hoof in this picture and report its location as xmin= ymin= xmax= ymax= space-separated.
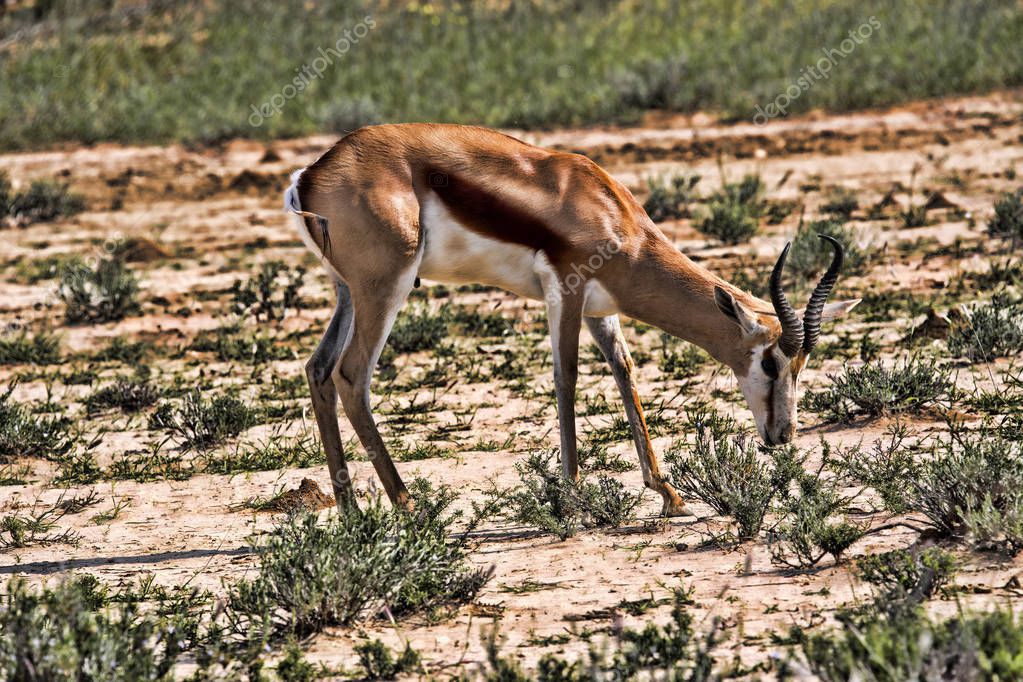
xmin=661 ymin=498 xmax=694 ymax=518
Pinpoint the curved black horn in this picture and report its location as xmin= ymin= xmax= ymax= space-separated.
xmin=802 ymin=234 xmax=844 ymax=353
xmin=770 ymin=242 xmax=803 ymax=357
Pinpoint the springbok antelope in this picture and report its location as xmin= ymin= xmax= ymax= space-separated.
xmin=284 ymin=124 xmax=858 ymax=516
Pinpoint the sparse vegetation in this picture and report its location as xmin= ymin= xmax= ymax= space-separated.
xmin=802 ymin=357 xmax=952 ymax=421
xmin=0 ymin=383 xmax=75 ymax=461
xmin=149 ymin=390 xmax=257 ymax=451
xmin=0 ymin=171 xmax=85 ymax=226
xmin=987 ymin=188 xmax=1023 ymax=244
xmin=508 ymin=450 xmax=643 ymax=539
xmin=911 ymin=419 xmax=1023 ymax=554
xmin=59 ymin=257 xmax=141 ymax=324
xmin=85 ymin=377 xmax=161 ymax=414
xmin=695 ymin=175 xmax=763 ymax=245
xmin=644 ymin=173 xmax=701 ymax=222
xmin=947 ymin=295 xmax=1023 ymax=362
xmin=230 ymin=260 xmax=306 ymax=322
xmin=0 ymin=329 xmax=61 ymax=365
xmin=223 ymin=491 xmax=488 ymax=644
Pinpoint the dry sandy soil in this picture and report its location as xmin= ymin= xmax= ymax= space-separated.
xmin=2 ymin=91 xmax=1023 ymax=678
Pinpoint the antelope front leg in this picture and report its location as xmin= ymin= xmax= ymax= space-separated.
xmin=535 ymin=255 xmax=583 ymax=480
xmin=585 ymin=315 xmax=691 ymax=517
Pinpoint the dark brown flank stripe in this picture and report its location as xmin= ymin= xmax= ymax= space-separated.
xmin=423 ymin=166 xmax=571 ymax=264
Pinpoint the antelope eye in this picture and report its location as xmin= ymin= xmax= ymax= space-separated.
xmin=760 ymin=354 xmax=779 ymax=380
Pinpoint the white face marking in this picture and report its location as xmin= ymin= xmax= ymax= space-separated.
xmin=418 ymin=195 xmax=544 ymax=300
xmin=736 ymin=343 xmax=798 ymax=445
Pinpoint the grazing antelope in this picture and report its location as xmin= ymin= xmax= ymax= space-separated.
xmin=284 ymin=124 xmax=858 ymax=516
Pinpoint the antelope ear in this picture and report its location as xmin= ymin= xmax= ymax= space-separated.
xmin=803 ymin=298 xmax=860 ymax=323
xmin=715 ymin=286 xmax=764 ymax=336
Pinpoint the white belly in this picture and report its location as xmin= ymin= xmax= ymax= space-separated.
xmin=418 ymin=195 xmax=545 ymax=300
xmin=417 ymin=195 xmax=620 ymax=317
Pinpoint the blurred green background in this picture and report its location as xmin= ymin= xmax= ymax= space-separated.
xmin=1 ymin=0 xmax=1021 ymax=150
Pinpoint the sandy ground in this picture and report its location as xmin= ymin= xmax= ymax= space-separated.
xmin=2 ymin=91 xmax=1023 ymax=678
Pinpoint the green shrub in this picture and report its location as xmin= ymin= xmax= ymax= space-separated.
xmin=0 ymin=329 xmax=61 ymax=364
xmin=149 ymin=390 xmax=257 ymax=451
xmin=230 ymin=260 xmax=306 ymax=322
xmin=0 ymin=171 xmax=85 ymax=225
xmin=0 ymin=576 xmax=189 ymax=681
xmin=771 ymin=471 xmax=863 ymax=568
xmin=987 ymin=188 xmax=1023 ymax=243
xmin=832 ymin=423 xmax=919 ymax=514
xmin=85 ymin=377 xmax=161 ymax=413
xmin=665 ymin=426 xmax=798 ymax=539
xmin=802 ymin=357 xmax=951 ymax=421
xmin=947 ymin=296 xmax=1023 ymax=362
xmin=643 ymin=173 xmax=701 ymax=222
xmin=0 ymin=383 xmax=74 ymax=461
xmin=59 ymin=257 xmax=141 ymax=323
xmin=695 ymin=175 xmax=763 ymax=245
xmin=787 ymin=218 xmax=869 ymax=280
xmin=855 ymin=547 xmax=957 ymax=602
xmin=355 ymin=639 xmax=421 ymax=680
xmin=800 ymin=608 xmax=1023 ymax=682
xmin=388 ymin=303 xmax=448 ymax=353
xmin=508 ymin=450 xmax=643 ymax=539
xmin=911 ymin=420 xmax=1023 ymax=554
xmin=223 ymin=497 xmax=488 ymax=642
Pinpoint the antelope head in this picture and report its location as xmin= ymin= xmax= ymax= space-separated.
xmin=714 ymin=236 xmax=859 ymax=445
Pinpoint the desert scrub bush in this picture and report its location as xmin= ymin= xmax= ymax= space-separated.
xmin=832 ymin=422 xmax=920 ymax=514
xmin=58 ymin=256 xmax=141 ymax=323
xmin=665 ymin=425 xmax=801 ymax=539
xmin=0 ymin=383 xmax=74 ymax=461
xmin=0 ymin=329 xmax=61 ymax=365
xmin=910 ymin=420 xmax=1023 ymax=554
xmin=787 ymin=218 xmax=869 ymax=280
xmin=85 ymin=377 xmax=161 ymax=413
xmin=0 ymin=499 xmax=80 ymax=550
xmin=771 ymin=468 xmax=864 ymax=568
xmin=798 ymin=607 xmax=1023 ymax=682
xmin=149 ymin=390 xmax=257 ymax=451
xmin=801 ymin=356 xmax=952 ymax=421
xmin=0 ymin=575 xmax=191 ymax=680
xmin=987 ymin=187 xmax=1023 ymax=244
xmin=355 ymin=639 xmax=422 ymax=680
xmin=855 ymin=547 xmax=957 ymax=604
xmin=222 ymin=495 xmax=488 ymax=643
xmin=230 ymin=260 xmax=306 ymax=322
xmin=946 ymin=295 xmax=1023 ymax=362
xmin=508 ymin=450 xmax=643 ymax=539
xmin=695 ymin=174 xmax=763 ymax=244
xmin=479 ymin=586 xmax=718 ymax=681
xmin=0 ymin=171 xmax=85 ymax=226
xmin=643 ymin=172 xmax=701 ymax=222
